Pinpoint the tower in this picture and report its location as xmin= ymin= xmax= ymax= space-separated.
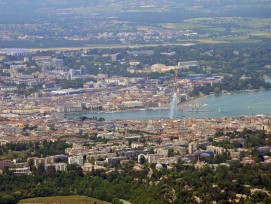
xmin=188 ymin=141 xmax=198 ymax=154
xmin=69 ymin=69 xmax=75 ymax=80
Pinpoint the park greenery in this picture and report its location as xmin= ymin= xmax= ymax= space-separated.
xmin=0 ymin=141 xmax=71 ymax=161
xmin=1 ymin=158 xmax=271 ymax=203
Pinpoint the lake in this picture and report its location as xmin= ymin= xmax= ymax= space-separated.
xmin=66 ymin=90 xmax=271 ymax=120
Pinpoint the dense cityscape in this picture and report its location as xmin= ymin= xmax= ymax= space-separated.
xmin=0 ymin=0 xmax=271 ymax=204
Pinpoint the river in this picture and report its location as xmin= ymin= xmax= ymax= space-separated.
xmin=66 ymin=90 xmax=271 ymax=120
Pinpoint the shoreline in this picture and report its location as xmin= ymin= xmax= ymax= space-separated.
xmin=178 ymin=94 xmax=209 ymax=109
xmin=178 ymin=88 xmax=271 ymax=109
xmin=64 ymin=88 xmax=271 ymax=118
xmin=64 ymin=94 xmax=211 ymax=117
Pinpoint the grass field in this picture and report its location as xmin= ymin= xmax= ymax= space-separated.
xmin=251 ymin=32 xmax=271 ymax=38
xmin=196 ymin=39 xmax=228 ymax=44
xmin=197 ymin=36 xmax=262 ymax=44
xmin=162 ymin=23 xmax=208 ymax=29
xmin=19 ymin=196 xmax=110 ymax=204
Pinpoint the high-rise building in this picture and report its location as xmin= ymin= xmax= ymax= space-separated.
xmin=69 ymin=68 xmax=75 ymax=80
xmin=188 ymin=141 xmax=198 ymax=154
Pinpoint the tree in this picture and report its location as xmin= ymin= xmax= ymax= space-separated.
xmin=139 ymin=155 xmax=146 ymax=164
xmin=250 ymin=191 xmax=269 ymax=202
xmin=3 ymin=166 xmax=11 ymax=175
xmin=0 ymin=195 xmax=16 ymax=204
xmin=37 ymin=163 xmax=45 ymax=174
xmin=111 ymin=198 xmax=123 ymax=204
xmin=168 ymin=149 xmax=175 ymax=157
xmin=81 ymin=116 xmax=88 ymax=121
xmin=46 ymin=165 xmax=56 ymax=177
xmin=28 ymin=159 xmax=34 ymax=171
xmin=67 ymin=164 xmax=84 ymax=176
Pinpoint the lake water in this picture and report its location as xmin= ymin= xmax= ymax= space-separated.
xmin=66 ymin=90 xmax=271 ymax=120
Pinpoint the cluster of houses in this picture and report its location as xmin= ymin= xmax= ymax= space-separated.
xmin=2 ymin=131 xmax=271 ymax=175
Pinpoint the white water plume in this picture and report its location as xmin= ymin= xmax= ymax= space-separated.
xmin=169 ymin=92 xmax=177 ymax=118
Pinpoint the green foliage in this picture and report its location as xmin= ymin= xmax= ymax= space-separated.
xmin=167 ymin=148 xmax=175 ymax=157
xmin=0 ymin=141 xmax=71 ymax=161
xmin=213 ymin=129 xmax=271 ymax=150
xmin=111 ymin=198 xmax=123 ymax=204
xmin=0 ymin=156 xmax=271 ymax=203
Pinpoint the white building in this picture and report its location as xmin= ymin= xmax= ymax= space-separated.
xmin=178 ymin=61 xmax=199 ymax=69
xmin=82 ymin=163 xmax=106 ymax=172
xmin=68 ymin=156 xmax=84 ymax=166
xmin=122 ymin=101 xmax=143 ymax=108
xmin=131 ymin=142 xmax=144 ymax=149
xmin=46 ymin=163 xmax=67 ymax=171
xmin=138 ymin=154 xmax=164 ymax=164
xmin=10 ymin=167 xmax=31 ymax=174
xmin=69 ymin=69 xmax=75 ymax=80
xmin=206 ymin=146 xmax=225 ymax=155
xmin=156 ymin=148 xmax=168 ymax=156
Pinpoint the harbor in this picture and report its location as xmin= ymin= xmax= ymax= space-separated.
xmin=66 ymin=90 xmax=271 ymax=120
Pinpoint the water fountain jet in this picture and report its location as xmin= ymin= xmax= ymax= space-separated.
xmin=169 ymin=92 xmax=177 ymax=118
